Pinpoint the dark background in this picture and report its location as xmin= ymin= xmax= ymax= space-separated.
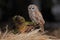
xmin=0 ymin=0 xmax=55 ymax=22
xmin=0 ymin=0 xmax=60 ymax=32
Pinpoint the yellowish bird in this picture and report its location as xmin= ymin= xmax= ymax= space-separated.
xmin=13 ymin=15 xmax=34 ymax=33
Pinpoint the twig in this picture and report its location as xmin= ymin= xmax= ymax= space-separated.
xmin=1 ymin=25 xmax=8 ymax=39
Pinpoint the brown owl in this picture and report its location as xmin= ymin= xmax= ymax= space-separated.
xmin=28 ymin=4 xmax=45 ymax=33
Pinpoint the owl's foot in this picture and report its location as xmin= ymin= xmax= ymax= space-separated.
xmin=41 ymin=31 xmax=46 ymax=35
xmin=39 ymin=28 xmax=46 ymax=35
xmin=39 ymin=29 xmax=48 ymax=35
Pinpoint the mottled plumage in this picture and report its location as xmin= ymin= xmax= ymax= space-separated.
xmin=28 ymin=4 xmax=45 ymax=32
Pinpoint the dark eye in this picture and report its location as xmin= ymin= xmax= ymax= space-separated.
xmin=32 ymin=8 xmax=34 ymax=9
xmin=29 ymin=8 xmax=31 ymax=9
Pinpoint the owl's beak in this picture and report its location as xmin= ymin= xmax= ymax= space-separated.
xmin=31 ymin=9 xmax=35 ymax=12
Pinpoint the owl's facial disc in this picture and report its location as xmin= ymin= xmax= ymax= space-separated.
xmin=28 ymin=5 xmax=35 ymax=12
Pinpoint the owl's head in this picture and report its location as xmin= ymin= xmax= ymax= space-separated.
xmin=28 ymin=4 xmax=39 ymax=12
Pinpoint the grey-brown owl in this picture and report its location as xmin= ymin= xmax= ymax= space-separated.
xmin=28 ymin=4 xmax=45 ymax=32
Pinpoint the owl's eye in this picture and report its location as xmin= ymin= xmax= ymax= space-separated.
xmin=29 ymin=8 xmax=31 ymax=9
xmin=32 ymin=8 xmax=34 ymax=9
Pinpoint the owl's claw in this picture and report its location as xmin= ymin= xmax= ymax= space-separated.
xmin=39 ymin=28 xmax=48 ymax=35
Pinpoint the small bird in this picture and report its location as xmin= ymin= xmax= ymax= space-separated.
xmin=12 ymin=15 xmax=34 ymax=33
xmin=28 ymin=4 xmax=45 ymax=33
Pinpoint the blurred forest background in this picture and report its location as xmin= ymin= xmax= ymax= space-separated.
xmin=0 ymin=0 xmax=54 ymax=22
xmin=0 ymin=0 xmax=60 ymax=32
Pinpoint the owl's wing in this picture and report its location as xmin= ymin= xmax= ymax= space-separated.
xmin=35 ymin=11 xmax=45 ymax=25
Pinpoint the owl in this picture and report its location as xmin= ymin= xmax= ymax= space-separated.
xmin=28 ymin=4 xmax=45 ymax=33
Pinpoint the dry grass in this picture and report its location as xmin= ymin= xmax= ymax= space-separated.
xmin=0 ymin=29 xmax=59 ymax=40
xmin=0 ymin=14 xmax=60 ymax=40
